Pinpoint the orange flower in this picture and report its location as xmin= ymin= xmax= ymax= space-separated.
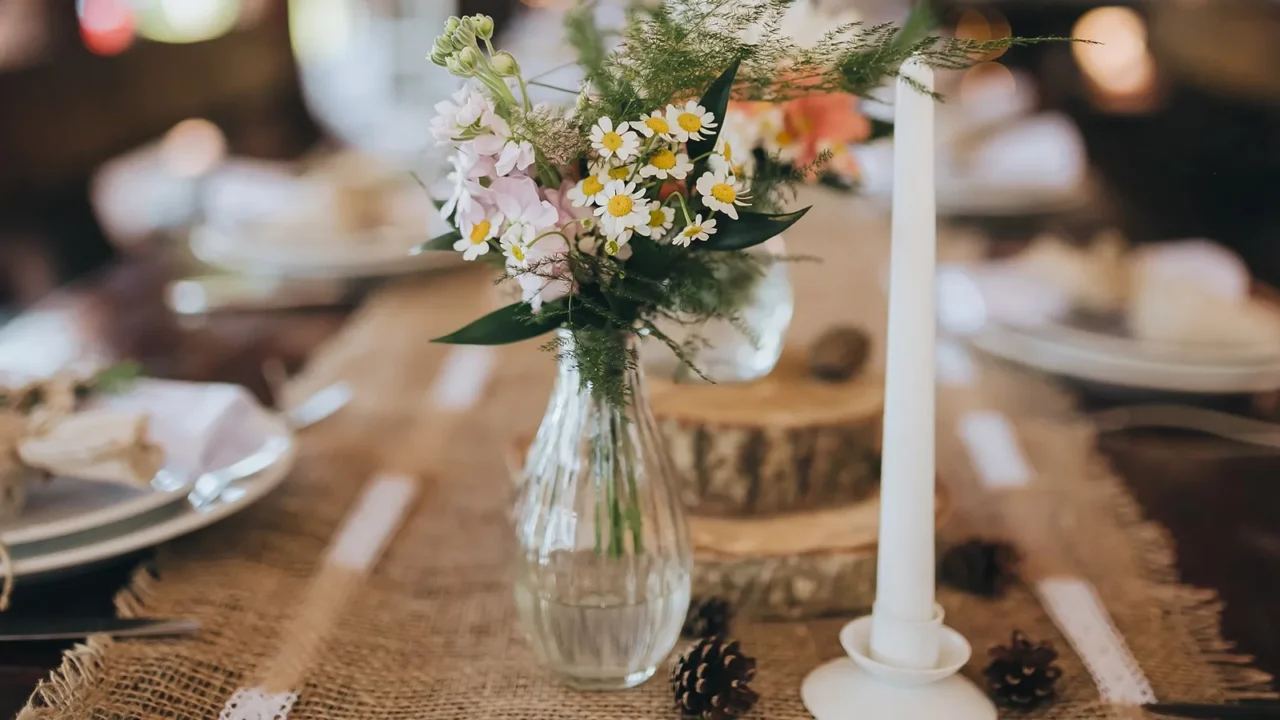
xmin=782 ymin=92 xmax=871 ymax=167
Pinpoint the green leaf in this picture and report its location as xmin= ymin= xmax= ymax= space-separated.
xmin=89 ymin=361 xmax=143 ymax=394
xmin=432 ymin=300 xmax=566 ymax=345
xmin=414 ymin=231 xmax=461 ymax=254
xmin=697 ymin=208 xmax=811 ymax=251
xmin=687 ymin=59 xmax=741 ymax=163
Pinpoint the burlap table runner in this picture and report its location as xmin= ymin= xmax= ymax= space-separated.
xmin=19 ymin=193 xmax=1275 ymax=719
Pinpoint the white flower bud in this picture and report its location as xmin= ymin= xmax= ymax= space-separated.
xmin=452 ymin=20 xmax=477 ymax=47
xmin=456 ymin=46 xmax=483 ymax=73
xmin=490 ymin=51 xmax=520 ymax=77
xmin=471 ymin=15 xmax=495 ymax=40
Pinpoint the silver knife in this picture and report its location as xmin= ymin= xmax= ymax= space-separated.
xmin=0 ymin=617 xmax=199 ymax=642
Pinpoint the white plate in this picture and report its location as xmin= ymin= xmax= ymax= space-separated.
xmin=1 ymin=380 xmax=291 ymax=546
xmin=190 ymin=223 xmax=463 ymax=279
xmin=10 ymin=412 xmax=294 ymax=580
xmin=970 ymin=321 xmax=1280 ymax=393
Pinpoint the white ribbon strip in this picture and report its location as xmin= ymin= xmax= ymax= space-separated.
xmin=218 ymin=688 xmax=298 ymax=720
xmin=958 ymin=410 xmax=1031 ymax=488
xmin=1035 ymin=576 xmax=1157 ymax=705
xmin=428 ymin=346 xmax=496 ymax=412
xmin=328 ymin=474 xmax=418 ymax=570
xmin=219 ymin=473 xmax=417 ymax=720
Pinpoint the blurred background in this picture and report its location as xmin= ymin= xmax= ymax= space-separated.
xmin=0 ymin=0 xmax=1278 ymax=313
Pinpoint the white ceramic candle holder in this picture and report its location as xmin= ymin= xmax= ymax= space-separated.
xmin=801 ymin=606 xmax=995 ymax=720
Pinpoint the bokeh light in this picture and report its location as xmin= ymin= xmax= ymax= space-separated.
xmin=289 ymin=0 xmax=356 ymax=63
xmin=135 ymin=0 xmax=240 ymax=44
xmin=1073 ymin=7 xmax=1157 ymax=102
xmin=77 ymin=0 xmax=137 ymax=56
xmin=959 ymin=62 xmax=1017 ymax=106
xmin=954 ymin=7 xmax=1012 ymax=62
xmin=160 ymin=118 xmax=227 ymax=178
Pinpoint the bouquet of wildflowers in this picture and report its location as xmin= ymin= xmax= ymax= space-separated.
xmin=422 ymin=1 xmax=1030 ymax=404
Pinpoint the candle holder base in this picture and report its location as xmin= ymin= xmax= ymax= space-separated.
xmin=802 ymin=616 xmax=996 ymax=720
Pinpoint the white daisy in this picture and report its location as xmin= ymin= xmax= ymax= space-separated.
xmin=709 ymin=117 xmax=758 ymax=178
xmin=639 ymin=148 xmax=694 ymax=180
xmin=635 ymin=109 xmax=675 ymax=140
xmin=758 ymin=107 xmax=799 ymax=163
xmin=593 ymin=157 xmax=638 ymax=183
xmin=695 ymin=170 xmax=751 ymax=220
xmin=566 ymin=173 xmax=609 ymax=208
xmin=589 ymin=117 xmax=641 ymax=162
xmin=452 ymin=210 xmax=503 ymax=261
xmin=604 ymin=228 xmax=634 ymax=257
xmin=634 ymin=205 xmax=675 ymax=238
xmin=500 ymin=234 xmax=530 ymax=267
xmin=665 ymin=100 xmax=718 ymax=142
xmin=673 ymin=214 xmax=717 ymax=247
xmin=593 ymin=180 xmax=650 ymax=236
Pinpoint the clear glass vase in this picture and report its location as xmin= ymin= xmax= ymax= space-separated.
xmin=642 ymin=236 xmax=794 ymax=384
xmin=514 ymin=330 xmax=692 ymax=690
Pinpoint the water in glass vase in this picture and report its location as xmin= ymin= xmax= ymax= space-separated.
xmin=514 ymin=551 xmax=690 ymax=690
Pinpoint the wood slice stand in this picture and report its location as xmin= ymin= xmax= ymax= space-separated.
xmin=508 ymin=429 xmax=949 ymax=621
xmin=690 ymin=492 xmax=949 ymax=620
xmin=648 ymin=352 xmax=884 ymax=517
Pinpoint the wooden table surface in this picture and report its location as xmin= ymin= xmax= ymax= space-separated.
xmin=0 ymin=248 xmax=1278 ymax=718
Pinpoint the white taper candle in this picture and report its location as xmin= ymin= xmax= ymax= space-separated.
xmin=869 ymin=56 xmax=939 ymax=670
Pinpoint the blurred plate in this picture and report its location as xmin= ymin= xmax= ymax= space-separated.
xmin=10 ymin=428 xmax=293 ymax=581
xmin=970 ymin=319 xmax=1280 ymax=393
xmin=191 ymin=223 xmax=462 ymax=279
xmin=0 ymin=380 xmax=293 ymax=546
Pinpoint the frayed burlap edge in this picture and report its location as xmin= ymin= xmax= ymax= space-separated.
xmin=17 ymin=561 xmax=164 ymax=718
xmin=1093 ymin=469 xmax=1276 ymax=700
xmin=18 ymin=635 xmax=114 ymax=719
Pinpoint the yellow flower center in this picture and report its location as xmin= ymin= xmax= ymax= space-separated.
xmin=581 ymin=176 xmax=604 ymax=196
xmin=605 ymin=240 xmax=620 ymax=256
xmin=722 ymin=141 xmax=734 ymax=163
xmin=684 ymin=225 xmax=703 ymax=237
xmin=650 ymin=149 xmax=677 ymax=171
xmin=509 ymin=244 xmax=526 ymax=262
xmin=609 ymin=166 xmax=631 ymax=181
xmin=469 ymin=220 xmax=491 ymax=244
xmin=601 ymin=131 xmax=624 ymax=152
xmin=607 ymin=195 xmax=634 ymax=217
xmin=648 ymin=209 xmax=667 ymax=227
xmin=711 ymin=183 xmax=737 ymax=205
xmin=775 ymin=130 xmax=794 ymax=146
xmin=645 ymin=116 xmax=670 ymax=135
xmin=677 ymin=112 xmax=703 ymax=133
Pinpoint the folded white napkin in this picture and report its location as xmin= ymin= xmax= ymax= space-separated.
xmin=18 ymin=410 xmax=162 ymax=488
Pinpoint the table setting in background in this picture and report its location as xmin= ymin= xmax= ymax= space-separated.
xmin=2 ymin=2 xmax=1278 ymax=720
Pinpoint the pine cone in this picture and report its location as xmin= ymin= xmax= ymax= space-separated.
xmin=809 ymin=326 xmax=871 ymax=382
xmin=683 ymin=597 xmax=733 ymax=638
xmin=939 ymin=539 xmax=1020 ymax=598
xmin=983 ymin=631 xmax=1062 ymax=710
xmin=671 ymin=636 xmax=759 ymax=720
